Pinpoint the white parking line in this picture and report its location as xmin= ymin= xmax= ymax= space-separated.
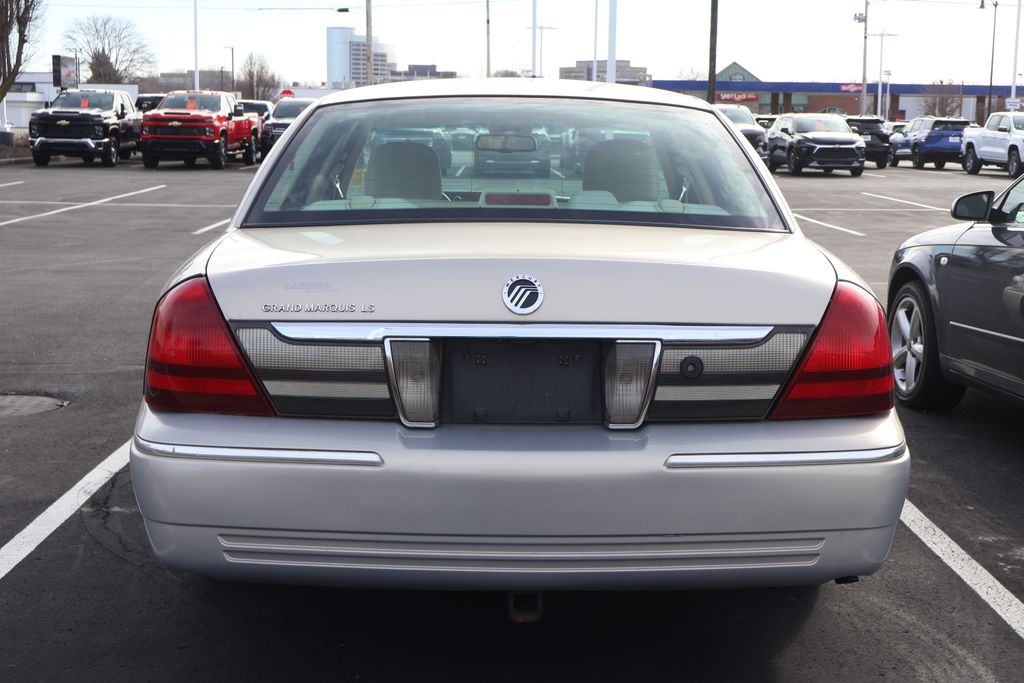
xmin=0 ymin=180 xmax=25 ymax=188
xmin=792 ymin=212 xmax=866 ymax=237
xmin=455 ymin=165 xmax=467 ymax=177
xmin=901 ymin=500 xmax=1024 ymax=640
xmin=0 ymin=441 xmax=130 ymax=582
xmin=0 ymin=185 xmax=167 ymax=228
xmin=863 ymin=173 xmax=887 ymax=178
xmin=192 ymin=218 xmax=231 ymax=235
xmin=551 ymin=169 xmax=566 ymax=179
xmin=862 ymin=192 xmax=946 ymax=211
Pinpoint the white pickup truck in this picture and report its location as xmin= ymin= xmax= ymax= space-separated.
xmin=961 ymin=112 xmax=1024 ymax=176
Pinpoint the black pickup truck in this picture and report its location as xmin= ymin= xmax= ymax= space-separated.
xmin=29 ymin=89 xmax=141 ymax=167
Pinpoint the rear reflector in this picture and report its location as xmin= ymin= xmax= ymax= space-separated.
xmin=145 ymin=277 xmax=273 ymax=416
xmin=385 ymin=338 xmax=441 ymax=427
xmin=771 ymin=281 xmax=893 ymax=419
xmin=604 ymin=341 xmax=660 ymax=428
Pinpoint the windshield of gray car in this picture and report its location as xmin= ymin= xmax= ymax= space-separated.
xmin=51 ymin=92 xmax=114 ymax=110
xmin=273 ymin=100 xmax=313 ymax=118
xmin=719 ymin=107 xmax=757 ymax=126
xmin=244 ymin=97 xmax=786 ymax=232
xmin=795 ymin=117 xmax=851 ymax=133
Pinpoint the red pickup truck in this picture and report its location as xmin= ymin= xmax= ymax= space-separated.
xmin=139 ymin=90 xmax=262 ymax=169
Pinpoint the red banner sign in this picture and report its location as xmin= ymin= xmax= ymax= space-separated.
xmin=840 ymin=83 xmax=864 ymax=93
xmin=716 ymin=92 xmax=758 ymax=103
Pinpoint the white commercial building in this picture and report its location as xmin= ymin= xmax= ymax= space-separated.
xmin=326 ymin=26 xmax=395 ymax=88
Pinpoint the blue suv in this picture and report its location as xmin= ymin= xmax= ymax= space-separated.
xmin=889 ymin=116 xmax=969 ymax=169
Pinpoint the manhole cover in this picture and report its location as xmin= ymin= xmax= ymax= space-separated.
xmin=0 ymin=395 xmax=66 ymax=417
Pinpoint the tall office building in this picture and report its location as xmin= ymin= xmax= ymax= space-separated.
xmin=326 ymin=26 xmax=395 ymax=88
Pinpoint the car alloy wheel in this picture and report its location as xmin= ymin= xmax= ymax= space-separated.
xmin=963 ymin=147 xmax=981 ymax=174
xmin=101 ymin=139 xmax=117 ymax=167
xmin=787 ymin=148 xmax=802 ymax=175
xmin=1009 ymin=148 xmax=1022 ymax=178
xmin=912 ymin=146 xmax=925 ymax=169
xmin=210 ymin=135 xmax=227 ymax=169
xmin=887 ymin=281 xmax=965 ymax=410
xmin=889 ymin=148 xmax=899 ymax=167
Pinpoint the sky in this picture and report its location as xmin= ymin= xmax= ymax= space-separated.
xmin=24 ymin=0 xmax=1024 ymax=88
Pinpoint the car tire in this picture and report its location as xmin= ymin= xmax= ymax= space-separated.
xmin=876 ymin=157 xmax=888 ymax=169
xmin=889 ymin=148 xmax=900 ymax=167
xmin=912 ymin=146 xmax=925 ymax=169
xmin=888 ymin=280 xmax=966 ymax=410
xmin=82 ymin=154 xmax=95 ymax=166
xmin=32 ymin=152 xmax=50 ymax=167
xmin=101 ymin=139 xmax=118 ymax=167
xmin=1008 ymin=148 xmax=1023 ymax=178
xmin=934 ymin=160 xmax=946 ymax=170
xmin=242 ymin=135 xmax=257 ymax=165
xmin=822 ymin=168 xmax=834 ymax=175
xmin=850 ymin=167 xmax=864 ymax=176
xmin=767 ymin=153 xmax=780 ymax=173
xmin=963 ymin=146 xmax=982 ymax=174
xmin=143 ymin=154 xmax=159 ymax=169
xmin=183 ymin=157 xmax=197 ymax=167
xmin=787 ymin=148 xmax=802 ymax=176
xmin=118 ymin=143 xmax=132 ymax=161
xmin=210 ymin=135 xmax=227 ymax=169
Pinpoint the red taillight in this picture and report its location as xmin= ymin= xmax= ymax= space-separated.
xmin=144 ymin=276 xmax=273 ymax=416
xmin=771 ymin=281 xmax=894 ymax=420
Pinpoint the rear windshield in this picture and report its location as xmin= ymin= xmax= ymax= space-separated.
xmin=847 ymin=119 xmax=884 ymax=131
xmin=795 ymin=116 xmax=850 ymax=133
xmin=718 ymin=106 xmax=756 ymax=126
xmin=161 ymin=94 xmax=221 ymax=111
xmin=932 ymin=120 xmax=968 ymax=131
xmin=242 ymin=101 xmax=269 ymax=115
xmin=273 ymin=100 xmax=314 ymax=118
xmin=244 ymin=97 xmax=785 ymax=232
xmin=52 ymin=92 xmax=113 ymax=110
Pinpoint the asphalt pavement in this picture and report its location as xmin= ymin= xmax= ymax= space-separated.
xmin=1 ymin=154 xmax=1023 ymax=681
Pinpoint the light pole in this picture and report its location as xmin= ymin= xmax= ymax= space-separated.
xmin=365 ymin=0 xmax=374 ymax=86
xmin=884 ymin=69 xmax=892 ymax=119
xmin=869 ymin=30 xmax=897 ymax=118
xmin=535 ymin=26 xmax=557 ymax=77
xmin=608 ymin=0 xmax=617 ymax=83
xmin=982 ymin=0 xmax=999 ymax=117
xmin=225 ymin=46 xmax=234 ymax=93
xmin=854 ymin=1 xmax=869 ymax=114
xmin=1013 ymin=0 xmax=1023 ymax=102
xmin=592 ymin=0 xmax=599 ymax=81
xmin=193 ymin=0 xmax=200 ymax=90
xmin=486 ymin=0 xmax=491 ymax=77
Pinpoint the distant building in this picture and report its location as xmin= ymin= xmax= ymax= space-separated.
xmin=558 ymin=60 xmax=650 ymax=85
xmin=389 ymin=64 xmax=456 ymax=82
xmin=326 ymin=26 xmax=395 ymax=88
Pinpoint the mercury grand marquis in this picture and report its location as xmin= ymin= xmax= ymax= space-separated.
xmin=131 ymin=78 xmax=909 ymax=591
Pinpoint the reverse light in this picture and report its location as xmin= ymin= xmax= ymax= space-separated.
xmin=384 ymin=339 xmax=440 ymax=427
xmin=605 ymin=340 xmax=660 ymax=428
xmin=145 ymin=277 xmax=273 ymax=416
xmin=771 ymin=281 xmax=893 ymax=419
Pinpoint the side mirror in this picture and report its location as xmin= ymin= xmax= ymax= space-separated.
xmin=951 ymin=190 xmax=995 ymax=221
xmin=998 ymin=125 xmax=1010 ymax=133
xmin=119 ymin=103 xmax=127 ymax=118
xmin=233 ymin=104 xmax=244 ymax=117
xmin=780 ymin=126 xmax=792 ymax=135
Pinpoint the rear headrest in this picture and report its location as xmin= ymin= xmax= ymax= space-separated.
xmin=582 ymin=139 xmax=660 ymax=203
xmin=364 ymin=142 xmax=442 ymax=200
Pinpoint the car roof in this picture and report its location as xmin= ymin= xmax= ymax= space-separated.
xmin=61 ymin=89 xmax=126 ymax=95
xmin=316 ymin=77 xmax=710 ymax=110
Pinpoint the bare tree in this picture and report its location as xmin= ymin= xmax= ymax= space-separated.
xmin=922 ymin=80 xmax=963 ymax=118
xmin=676 ymin=66 xmax=708 ymax=80
xmin=492 ymin=69 xmax=521 ymax=78
xmin=239 ymin=52 xmax=280 ymax=100
xmin=63 ymin=16 xmax=155 ymax=83
xmin=0 ymin=1 xmax=43 ymax=103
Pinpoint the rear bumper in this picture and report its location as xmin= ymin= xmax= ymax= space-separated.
xmin=131 ymin=406 xmax=909 ymax=590
xmin=30 ymin=136 xmax=108 ymax=156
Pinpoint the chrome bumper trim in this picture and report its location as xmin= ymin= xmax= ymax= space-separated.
xmin=665 ymin=444 xmax=905 ymax=468
xmin=30 ymin=136 xmax=106 ymax=150
xmin=133 ymin=436 xmax=383 ymax=466
xmin=272 ymin=323 xmax=775 ymax=345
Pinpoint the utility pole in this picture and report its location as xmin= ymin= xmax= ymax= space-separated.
xmin=608 ymin=0 xmax=617 ymax=83
xmin=193 ymin=0 xmax=200 ymax=90
xmin=531 ymin=0 xmax=537 ymax=77
xmin=987 ymin=0 xmax=999 ymax=117
xmin=225 ymin=46 xmax=235 ymax=93
xmin=486 ymin=0 xmax=491 ymax=77
xmin=535 ymin=26 xmax=557 ymax=78
xmin=366 ymin=0 xmax=374 ymax=86
xmin=592 ymin=0 xmax=599 ymax=81
xmin=854 ymin=1 xmax=868 ymax=114
xmin=707 ymin=0 xmax=718 ymax=103
xmin=1013 ymin=0 xmax=1023 ymax=101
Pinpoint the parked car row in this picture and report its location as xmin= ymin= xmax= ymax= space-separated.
xmin=28 ymin=88 xmax=317 ymax=170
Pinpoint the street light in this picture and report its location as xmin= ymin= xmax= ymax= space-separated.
xmin=225 ymin=46 xmax=234 ymax=92
xmin=982 ymin=0 xmax=999 ymax=117
xmin=869 ymin=30 xmax=897 ymax=118
xmin=854 ymin=1 xmax=869 ymax=115
xmin=884 ymin=69 xmax=892 ymax=119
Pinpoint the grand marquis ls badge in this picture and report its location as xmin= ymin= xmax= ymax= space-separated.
xmin=502 ymin=275 xmax=543 ymax=315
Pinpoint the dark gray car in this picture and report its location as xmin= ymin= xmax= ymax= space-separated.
xmin=888 ymin=182 xmax=1024 ymax=409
